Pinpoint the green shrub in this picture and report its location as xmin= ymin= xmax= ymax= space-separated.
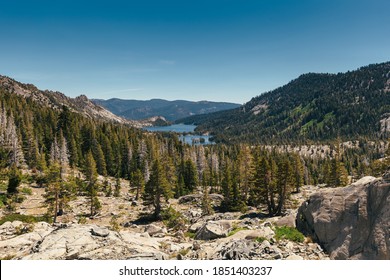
xmin=21 ymin=174 xmax=34 ymax=184
xmin=0 ymin=181 xmax=7 ymax=192
xmin=178 ymin=247 xmax=190 ymax=256
xmin=78 ymin=216 xmax=87 ymax=224
xmin=255 ymin=236 xmax=267 ymax=243
xmin=15 ymin=224 xmax=34 ymax=235
xmin=20 ymin=187 xmax=32 ymax=195
xmin=0 ymin=214 xmax=51 ymax=225
xmin=184 ymin=231 xmax=196 ymax=239
xmin=0 ymin=194 xmax=6 ymax=208
xmin=274 ymin=226 xmax=305 ymax=243
xmin=7 ymin=166 xmax=21 ymax=194
xmin=227 ymin=226 xmax=248 ymax=237
xmin=161 ymin=206 xmax=187 ymax=231
xmin=110 ymin=216 xmax=120 ymax=232
xmin=1 ymin=255 xmax=16 ymax=260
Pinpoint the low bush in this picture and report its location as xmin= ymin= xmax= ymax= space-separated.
xmin=161 ymin=206 xmax=187 ymax=231
xmin=274 ymin=226 xmax=305 ymax=243
xmin=110 ymin=216 xmax=120 ymax=232
xmin=184 ymin=231 xmax=196 ymax=239
xmin=255 ymin=236 xmax=267 ymax=243
xmin=20 ymin=187 xmax=32 ymax=195
xmin=0 ymin=213 xmax=51 ymax=225
xmin=227 ymin=226 xmax=248 ymax=237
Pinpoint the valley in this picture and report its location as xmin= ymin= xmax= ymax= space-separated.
xmin=0 ymin=62 xmax=389 ymax=260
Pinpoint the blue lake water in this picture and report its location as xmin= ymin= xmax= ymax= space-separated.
xmin=144 ymin=124 xmax=214 ymax=145
xmin=145 ymin=124 xmax=197 ymax=133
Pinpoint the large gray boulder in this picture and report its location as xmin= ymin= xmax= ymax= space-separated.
xmin=296 ymin=175 xmax=390 ymax=259
xmin=194 ymin=220 xmax=233 ymax=240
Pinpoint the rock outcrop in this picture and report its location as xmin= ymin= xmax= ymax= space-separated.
xmin=0 ymin=223 xmax=169 ymax=260
xmin=297 ymin=175 xmax=390 ymax=259
xmin=194 ymin=220 xmax=233 ymax=240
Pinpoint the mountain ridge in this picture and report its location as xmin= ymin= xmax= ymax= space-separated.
xmin=93 ymin=98 xmax=241 ymax=121
xmin=178 ymin=62 xmax=390 ymax=143
xmin=0 ymin=75 xmax=166 ymax=127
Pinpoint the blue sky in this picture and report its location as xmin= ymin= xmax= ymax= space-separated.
xmin=1 ymin=0 xmax=389 ymax=104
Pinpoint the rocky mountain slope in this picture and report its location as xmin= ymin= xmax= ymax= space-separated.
xmin=0 ymin=181 xmax=328 ymax=260
xmin=179 ymin=62 xmax=390 ymax=143
xmin=1 ymin=167 xmax=388 ymax=260
xmin=0 ymin=75 xmax=163 ymax=128
xmin=93 ymin=98 xmax=240 ymax=121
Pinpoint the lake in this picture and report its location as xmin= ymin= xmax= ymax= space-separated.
xmin=144 ymin=124 xmax=214 ymax=145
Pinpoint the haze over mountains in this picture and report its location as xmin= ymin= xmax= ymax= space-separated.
xmin=93 ymin=98 xmax=241 ymax=122
xmin=179 ymin=62 xmax=390 ymax=143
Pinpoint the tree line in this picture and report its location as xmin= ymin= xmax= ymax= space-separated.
xmin=1 ymin=90 xmax=388 ymax=222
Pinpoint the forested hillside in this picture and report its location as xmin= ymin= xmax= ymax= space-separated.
xmin=179 ymin=62 xmax=390 ymax=144
xmin=0 ymin=69 xmax=388 ymax=223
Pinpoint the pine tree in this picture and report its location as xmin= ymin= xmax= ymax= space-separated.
xmin=275 ymin=158 xmax=293 ymax=215
xmin=183 ymin=159 xmax=198 ymax=194
xmin=196 ymin=145 xmax=206 ymax=183
xmin=162 ymin=153 xmax=177 ymax=191
xmin=50 ymin=136 xmax=60 ymax=164
xmin=327 ymin=141 xmax=349 ymax=187
xmin=132 ymin=168 xmax=145 ymax=200
xmin=0 ymin=110 xmax=25 ymax=167
xmin=252 ymin=155 xmax=277 ymax=215
xmin=174 ymin=174 xmax=185 ymax=198
xmin=220 ymin=160 xmax=232 ymax=212
xmin=114 ymin=174 xmax=121 ymax=197
xmin=59 ymin=132 xmax=69 ymax=179
xmin=292 ymin=154 xmax=304 ymax=193
xmin=7 ymin=164 xmax=21 ymax=195
xmin=91 ymin=138 xmax=107 ymax=176
xmin=238 ymin=145 xmax=254 ymax=200
xmin=143 ymin=159 xmax=171 ymax=219
xmin=201 ymin=186 xmax=214 ymax=216
xmin=44 ymin=162 xmax=62 ymax=223
xmin=84 ymin=151 xmax=101 ymax=217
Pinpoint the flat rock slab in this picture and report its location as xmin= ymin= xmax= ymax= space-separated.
xmin=91 ymin=226 xmax=110 ymax=237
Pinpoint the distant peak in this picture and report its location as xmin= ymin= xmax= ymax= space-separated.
xmin=75 ymin=94 xmax=89 ymax=102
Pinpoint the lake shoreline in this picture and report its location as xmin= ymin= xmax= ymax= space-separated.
xmin=144 ymin=123 xmax=214 ymax=145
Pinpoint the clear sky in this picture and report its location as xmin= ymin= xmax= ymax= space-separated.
xmin=1 ymin=0 xmax=389 ymax=104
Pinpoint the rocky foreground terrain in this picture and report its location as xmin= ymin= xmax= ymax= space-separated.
xmin=0 ymin=172 xmax=389 ymax=260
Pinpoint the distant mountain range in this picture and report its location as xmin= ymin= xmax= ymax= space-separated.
xmin=92 ymin=98 xmax=241 ymax=121
xmin=0 ymin=76 xmax=166 ymax=127
xmin=178 ymin=62 xmax=390 ymax=143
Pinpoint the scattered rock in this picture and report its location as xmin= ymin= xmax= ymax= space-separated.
xmin=274 ymin=214 xmax=296 ymax=228
xmin=195 ymin=220 xmax=233 ymax=240
xmin=192 ymin=241 xmax=201 ymax=250
xmin=127 ymin=253 xmax=166 ymax=260
xmin=189 ymin=222 xmax=203 ymax=233
xmin=174 ymin=230 xmax=185 ymax=239
xmin=91 ymin=226 xmax=110 ymax=237
xmin=140 ymin=232 xmax=150 ymax=238
xmin=145 ymin=224 xmax=167 ymax=237
xmin=286 ymin=254 xmax=304 ymax=260
xmin=218 ymin=240 xmax=257 ymax=260
xmin=244 ymin=228 xmax=275 ymax=240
